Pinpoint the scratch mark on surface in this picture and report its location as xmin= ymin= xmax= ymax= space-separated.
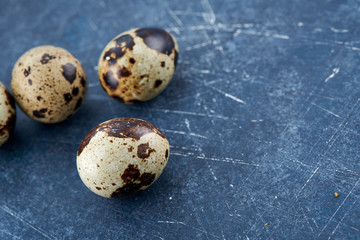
xmin=319 ymin=178 xmax=360 ymax=236
xmin=163 ymin=129 xmax=207 ymax=139
xmin=172 ymin=152 xmax=261 ymax=166
xmin=301 ymin=208 xmax=314 ymax=233
xmin=210 ymin=87 xmax=246 ymax=104
xmin=328 ymin=197 xmax=359 ymax=239
xmin=185 ymin=41 xmax=212 ymax=51
xmin=0 ymin=230 xmax=21 ymax=239
xmin=310 ymin=102 xmax=340 ymax=118
xmin=324 ymin=67 xmax=340 ymax=83
xmin=1 ymin=205 xmax=56 ymax=240
xmin=201 ymin=0 xmax=216 ymax=25
xmin=208 ymin=164 xmax=218 ymax=181
xmin=185 ymin=118 xmax=191 ymax=132
xmin=168 ymin=9 xmax=184 ymax=27
xmin=295 ymin=167 xmax=320 ymax=199
xmin=330 ymin=27 xmax=349 ymax=33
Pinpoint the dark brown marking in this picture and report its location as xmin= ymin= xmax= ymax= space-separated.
xmin=40 ymin=54 xmax=56 ymax=64
xmin=112 ymin=183 xmax=116 ymax=186
xmin=128 ymin=146 xmax=134 ymax=152
xmin=174 ymin=50 xmax=179 ymax=68
xmin=137 ymin=143 xmax=155 ymax=159
xmin=28 ymin=79 xmax=32 ymax=85
xmin=77 ymin=126 xmax=98 ymax=156
xmin=95 ymin=187 xmax=101 ymax=190
xmin=37 ymin=96 xmax=42 ymax=101
xmin=24 ymin=67 xmax=31 ymax=77
xmin=72 ymin=87 xmax=79 ymax=96
xmin=129 ymin=58 xmax=136 ymax=64
xmin=161 ymin=61 xmax=165 ymax=67
xmin=121 ymin=164 xmax=140 ymax=183
xmin=103 ymin=35 xmax=134 ymax=66
xmin=115 ymin=34 xmax=135 ymax=49
xmin=62 ymin=63 xmax=77 ymax=84
xmin=135 ymin=28 xmax=175 ymax=55
xmin=139 ymin=172 xmax=156 ymax=186
xmin=74 ymin=97 xmax=82 ymax=110
xmin=103 ymin=71 xmax=118 ymax=90
xmin=63 ymin=93 xmax=72 ymax=103
xmin=111 ymin=164 xmax=156 ymax=197
xmin=33 ymin=108 xmax=47 ymax=118
xmin=154 ymin=80 xmax=162 ymax=88
xmin=117 ymin=67 xmax=131 ymax=78
xmin=165 ymin=149 xmax=169 ymax=159
xmin=80 ymin=77 xmax=86 ymax=87
xmin=0 ymin=90 xmax=16 ymax=137
xmin=97 ymin=118 xmax=167 ymax=140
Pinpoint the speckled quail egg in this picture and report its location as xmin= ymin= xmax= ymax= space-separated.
xmin=77 ymin=118 xmax=170 ymax=198
xmin=98 ymin=27 xmax=179 ymax=104
xmin=11 ymin=45 xmax=87 ymax=123
xmin=0 ymin=82 xmax=16 ymax=146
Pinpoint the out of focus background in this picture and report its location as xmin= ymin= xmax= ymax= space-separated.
xmin=1 ymin=0 xmax=360 ymax=239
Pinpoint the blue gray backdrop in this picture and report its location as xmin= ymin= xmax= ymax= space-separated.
xmin=1 ymin=0 xmax=360 ymax=239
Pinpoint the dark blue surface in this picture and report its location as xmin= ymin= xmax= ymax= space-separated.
xmin=1 ymin=0 xmax=360 ymax=239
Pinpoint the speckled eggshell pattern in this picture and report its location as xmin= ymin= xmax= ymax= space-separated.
xmin=98 ymin=27 xmax=179 ymax=104
xmin=11 ymin=45 xmax=87 ymax=123
xmin=76 ymin=118 xmax=170 ymax=198
xmin=0 ymin=82 xmax=16 ymax=146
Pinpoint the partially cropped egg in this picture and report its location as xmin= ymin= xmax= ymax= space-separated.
xmin=0 ymin=82 xmax=16 ymax=146
xmin=77 ymin=118 xmax=170 ymax=198
xmin=11 ymin=45 xmax=87 ymax=123
xmin=98 ymin=27 xmax=179 ymax=104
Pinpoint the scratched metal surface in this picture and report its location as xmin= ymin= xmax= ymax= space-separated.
xmin=0 ymin=0 xmax=359 ymax=239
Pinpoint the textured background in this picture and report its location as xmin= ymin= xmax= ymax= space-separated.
xmin=1 ymin=0 xmax=360 ymax=239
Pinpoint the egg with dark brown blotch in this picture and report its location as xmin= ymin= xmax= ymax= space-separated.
xmin=11 ymin=46 xmax=87 ymax=123
xmin=76 ymin=118 xmax=170 ymax=198
xmin=0 ymin=82 xmax=16 ymax=146
xmin=98 ymin=27 xmax=179 ymax=104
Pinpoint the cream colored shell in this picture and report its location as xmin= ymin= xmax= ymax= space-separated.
xmin=77 ymin=118 xmax=170 ymax=198
xmin=0 ymin=82 xmax=16 ymax=146
xmin=98 ymin=27 xmax=179 ymax=104
xmin=11 ymin=45 xmax=87 ymax=123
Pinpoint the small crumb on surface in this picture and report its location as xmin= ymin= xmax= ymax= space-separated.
xmin=265 ymin=223 xmax=269 ymax=226
xmin=334 ymin=192 xmax=339 ymax=197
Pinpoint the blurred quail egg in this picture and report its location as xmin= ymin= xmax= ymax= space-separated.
xmin=0 ymin=82 xmax=16 ymax=146
xmin=98 ymin=27 xmax=179 ymax=104
xmin=77 ymin=118 xmax=170 ymax=198
xmin=11 ymin=45 xmax=87 ymax=123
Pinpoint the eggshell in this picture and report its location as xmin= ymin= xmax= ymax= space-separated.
xmin=98 ymin=27 xmax=179 ymax=104
xmin=77 ymin=118 xmax=170 ymax=198
xmin=0 ymin=82 xmax=16 ymax=146
xmin=11 ymin=45 xmax=87 ymax=123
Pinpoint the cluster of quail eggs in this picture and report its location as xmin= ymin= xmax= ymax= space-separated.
xmin=2 ymin=27 xmax=178 ymax=198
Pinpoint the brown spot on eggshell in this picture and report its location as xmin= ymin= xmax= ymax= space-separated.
xmin=128 ymin=146 xmax=133 ymax=152
xmin=74 ymin=97 xmax=82 ymax=110
xmin=103 ymin=71 xmax=118 ymax=90
xmin=40 ymin=53 xmax=56 ymax=64
xmin=24 ymin=67 xmax=31 ymax=76
xmin=77 ymin=126 xmax=98 ymax=156
xmin=129 ymin=58 xmax=135 ymax=64
xmin=154 ymin=80 xmax=162 ymax=88
xmin=33 ymin=108 xmax=48 ymax=118
xmin=165 ymin=149 xmax=169 ymax=159
xmin=62 ymin=63 xmax=77 ymax=84
xmin=117 ymin=67 xmax=131 ymax=78
xmin=63 ymin=93 xmax=72 ymax=103
xmin=135 ymin=28 xmax=175 ymax=55
xmin=97 ymin=118 xmax=166 ymax=140
xmin=28 ymin=79 xmax=32 ymax=85
xmin=72 ymin=87 xmax=79 ymax=96
xmin=137 ymin=143 xmax=155 ymax=159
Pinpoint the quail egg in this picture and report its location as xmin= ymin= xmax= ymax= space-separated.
xmin=77 ymin=118 xmax=170 ymax=198
xmin=0 ymin=82 xmax=16 ymax=146
xmin=98 ymin=27 xmax=179 ymax=104
xmin=11 ymin=45 xmax=87 ymax=123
